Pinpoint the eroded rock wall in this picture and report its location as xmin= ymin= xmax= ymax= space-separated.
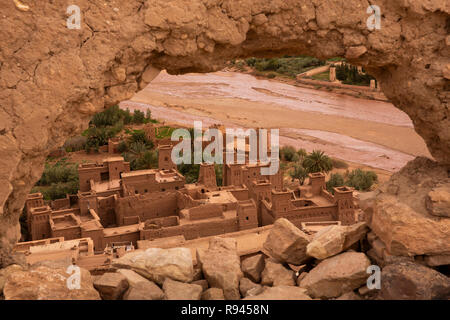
xmin=0 ymin=0 xmax=449 ymax=264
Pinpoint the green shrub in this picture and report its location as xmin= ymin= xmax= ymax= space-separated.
xmin=346 ymin=169 xmax=378 ymax=191
xmin=63 ymin=136 xmax=87 ymax=153
xmin=129 ymin=130 xmax=148 ymax=144
xmin=132 ymin=110 xmax=146 ymax=124
xmin=33 ymin=161 xmax=79 ymax=200
xmin=280 ymin=146 xmax=297 ymax=162
xmin=251 ymin=56 xmax=326 ymax=78
xmin=117 ymin=141 xmax=128 ymax=153
xmin=156 ymin=126 xmax=176 ymax=139
xmin=122 ymin=142 xmax=158 ymax=171
xmin=245 ymin=57 xmax=257 ymax=66
xmin=336 ymin=62 xmax=376 ymax=86
xmin=36 ymin=162 xmax=79 ymax=186
xmin=178 ymin=163 xmax=200 ymax=184
xmin=290 ymin=163 xmax=308 ymax=185
xmin=297 ymin=148 xmax=307 ymax=160
xmin=326 ymin=173 xmax=345 ymax=194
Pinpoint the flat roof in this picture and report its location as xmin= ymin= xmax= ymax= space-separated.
xmin=122 ymin=169 xmax=182 ymax=183
xmin=121 ymin=169 xmax=157 ymax=178
xmin=91 ymin=179 xmax=121 ymax=193
xmin=104 ymin=157 xmax=125 ymax=162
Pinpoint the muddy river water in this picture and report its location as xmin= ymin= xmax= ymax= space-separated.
xmin=121 ymin=71 xmax=432 ymax=172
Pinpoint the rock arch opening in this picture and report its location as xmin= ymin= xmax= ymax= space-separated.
xmin=0 ymin=0 xmax=448 ymax=265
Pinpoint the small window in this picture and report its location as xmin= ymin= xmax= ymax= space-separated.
xmin=245 ymin=216 xmax=249 ymax=220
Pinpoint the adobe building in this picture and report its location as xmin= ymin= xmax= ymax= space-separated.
xmin=21 ymin=127 xmax=359 ymax=266
xmin=78 ymin=156 xmax=130 ymax=192
xmin=260 ymin=173 xmax=357 ymax=227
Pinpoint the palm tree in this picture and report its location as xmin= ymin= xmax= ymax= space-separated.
xmin=123 ymin=142 xmax=158 ymax=170
xmin=302 ymin=150 xmax=333 ymax=174
xmin=297 ymin=148 xmax=307 ymax=160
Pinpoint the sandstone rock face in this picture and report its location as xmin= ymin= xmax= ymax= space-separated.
xmin=262 ymin=218 xmax=309 ymax=265
xmin=241 ymin=254 xmax=265 ymax=283
xmin=93 ymin=272 xmax=129 ymax=300
xmin=260 ymin=259 xmax=295 ymax=287
xmin=3 ymin=265 xmax=100 ymax=300
xmin=112 ymin=248 xmax=194 ymax=285
xmin=163 ymin=278 xmax=202 ymax=300
xmin=123 ymin=281 xmax=164 ymax=300
xmin=201 ymin=288 xmax=225 ymax=300
xmin=307 ymin=222 xmax=368 ymax=260
xmin=378 ymin=261 xmax=450 ymax=300
xmin=244 ymin=286 xmax=312 ymax=300
xmin=426 ymin=185 xmax=450 ymax=217
xmin=299 ymin=252 xmax=371 ymax=299
xmin=0 ymin=0 xmax=449 ymax=263
xmin=370 ymin=158 xmax=450 ymax=257
xmin=197 ymin=237 xmax=243 ymax=300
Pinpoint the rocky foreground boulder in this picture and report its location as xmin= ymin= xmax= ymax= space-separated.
xmin=241 ymin=254 xmax=265 ymax=283
xmin=262 ymin=218 xmax=310 ymax=265
xmin=112 ymin=247 xmax=194 ymax=284
xmin=3 ymin=265 xmax=100 ymax=300
xmin=244 ymin=286 xmax=312 ymax=300
xmin=378 ymin=261 xmax=450 ymax=300
xmin=124 ymin=281 xmax=164 ymax=300
xmin=163 ymin=278 xmax=203 ymax=300
xmin=201 ymin=288 xmax=225 ymax=300
xmin=93 ymin=272 xmax=129 ymax=300
xmin=197 ymin=237 xmax=243 ymax=300
xmin=368 ymin=158 xmax=450 ymax=257
xmin=307 ymin=222 xmax=368 ymax=260
xmin=299 ymin=252 xmax=371 ymax=299
xmin=260 ymin=259 xmax=295 ymax=287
